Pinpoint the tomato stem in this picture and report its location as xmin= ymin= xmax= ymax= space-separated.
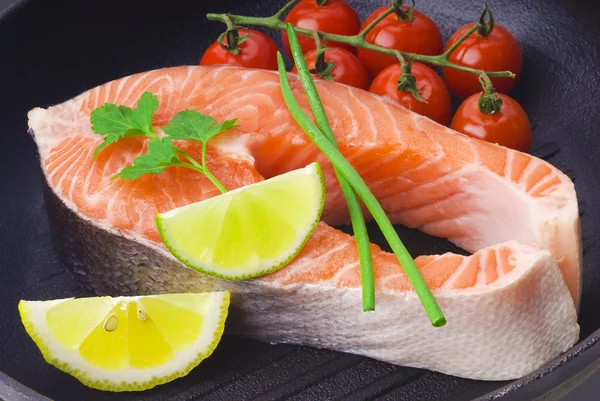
xmin=217 ymin=16 xmax=250 ymax=55
xmin=478 ymin=3 xmax=495 ymax=37
xmin=477 ymin=73 xmax=504 ymax=115
xmin=440 ymin=24 xmax=479 ymax=59
xmin=357 ymin=6 xmax=395 ymax=39
xmin=479 ymin=72 xmax=495 ymax=96
xmin=313 ymin=31 xmax=324 ymax=53
xmin=392 ymin=0 xmax=416 ymax=23
xmin=315 ymin=0 xmax=329 ymax=6
xmin=395 ymin=50 xmax=407 ymax=66
xmin=206 ymin=3 xmax=514 ymax=78
xmin=273 ymin=0 xmax=301 ymax=20
xmin=395 ymin=53 xmax=425 ymax=102
xmin=310 ymin=32 xmax=335 ymax=81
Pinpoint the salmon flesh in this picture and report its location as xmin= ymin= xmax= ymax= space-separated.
xmin=28 ymin=66 xmax=581 ymax=380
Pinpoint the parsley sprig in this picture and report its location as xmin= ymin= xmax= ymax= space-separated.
xmin=90 ymin=92 xmax=236 ymax=193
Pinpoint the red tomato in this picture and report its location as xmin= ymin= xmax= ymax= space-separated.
xmin=200 ymin=28 xmax=278 ymax=70
xmin=369 ymin=62 xmax=452 ymax=126
xmin=292 ymin=48 xmax=370 ymax=90
xmin=451 ymin=93 xmax=531 ymax=152
xmin=283 ymin=0 xmax=361 ymax=56
xmin=443 ymin=24 xmax=522 ymax=99
xmin=357 ymin=6 xmax=443 ymax=78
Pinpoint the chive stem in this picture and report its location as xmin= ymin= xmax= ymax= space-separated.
xmin=277 ymin=52 xmax=446 ymax=327
xmin=286 ymin=25 xmax=375 ymax=311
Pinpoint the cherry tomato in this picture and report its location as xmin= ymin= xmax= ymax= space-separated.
xmin=292 ymin=48 xmax=370 ymax=90
xmin=443 ymin=24 xmax=522 ymax=99
xmin=369 ymin=62 xmax=452 ymax=126
xmin=283 ymin=0 xmax=361 ymax=56
xmin=357 ymin=6 xmax=443 ymax=78
xmin=451 ymin=93 xmax=531 ymax=152
xmin=201 ymin=28 xmax=278 ymax=70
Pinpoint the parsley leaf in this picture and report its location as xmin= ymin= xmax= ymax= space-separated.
xmin=113 ymin=138 xmax=180 ymax=180
xmin=163 ymin=110 xmax=237 ymax=143
xmin=91 ymin=92 xmax=159 ymax=157
xmin=130 ymin=92 xmax=159 ymax=133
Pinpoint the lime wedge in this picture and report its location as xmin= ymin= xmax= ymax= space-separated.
xmin=156 ymin=162 xmax=325 ymax=280
xmin=19 ymin=292 xmax=230 ymax=392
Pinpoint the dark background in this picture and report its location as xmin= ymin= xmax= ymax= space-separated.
xmin=0 ymin=0 xmax=597 ymax=400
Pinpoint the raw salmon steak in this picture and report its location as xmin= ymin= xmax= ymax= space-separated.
xmin=28 ymin=66 xmax=581 ymax=381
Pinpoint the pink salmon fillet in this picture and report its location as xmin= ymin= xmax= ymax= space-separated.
xmin=27 ymin=66 xmax=581 ymax=380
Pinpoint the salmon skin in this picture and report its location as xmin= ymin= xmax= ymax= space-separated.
xmin=28 ymin=66 xmax=580 ymax=380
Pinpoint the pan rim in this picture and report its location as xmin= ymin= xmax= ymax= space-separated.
xmin=0 ymin=0 xmax=598 ymax=400
xmin=2 ymin=333 xmax=600 ymax=400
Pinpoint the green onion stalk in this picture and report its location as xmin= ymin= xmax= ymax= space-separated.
xmin=277 ymin=27 xmax=446 ymax=327
xmin=286 ymin=26 xmax=376 ymax=312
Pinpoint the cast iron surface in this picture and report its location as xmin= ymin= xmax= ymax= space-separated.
xmin=0 ymin=0 xmax=599 ymax=400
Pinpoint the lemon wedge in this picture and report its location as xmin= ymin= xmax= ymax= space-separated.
xmin=19 ymin=292 xmax=229 ymax=391
xmin=156 ymin=162 xmax=325 ymax=280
